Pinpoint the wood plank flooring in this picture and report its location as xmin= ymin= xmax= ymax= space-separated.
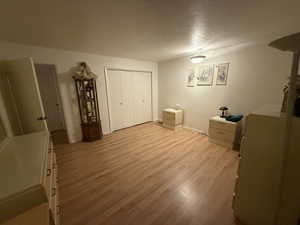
xmin=56 ymin=122 xmax=239 ymax=225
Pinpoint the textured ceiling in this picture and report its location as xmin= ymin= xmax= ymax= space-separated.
xmin=0 ymin=0 xmax=300 ymax=61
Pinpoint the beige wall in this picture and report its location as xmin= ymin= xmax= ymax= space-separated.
xmin=0 ymin=41 xmax=158 ymax=143
xmin=158 ymin=43 xmax=291 ymax=134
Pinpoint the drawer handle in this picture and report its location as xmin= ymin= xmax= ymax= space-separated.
xmin=47 ymin=169 xmax=51 ymax=176
xmin=52 ymin=187 xmax=56 ymax=197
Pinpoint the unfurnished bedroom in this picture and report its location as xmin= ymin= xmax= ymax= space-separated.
xmin=0 ymin=1 xmax=300 ymax=225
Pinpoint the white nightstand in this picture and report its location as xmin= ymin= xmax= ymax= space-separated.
xmin=208 ymin=116 xmax=242 ymax=149
xmin=162 ymin=108 xmax=183 ymax=130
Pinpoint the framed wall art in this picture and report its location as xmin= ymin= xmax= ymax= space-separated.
xmin=187 ymin=68 xmax=196 ymax=87
xmin=197 ymin=64 xmax=214 ymax=86
xmin=216 ymin=63 xmax=229 ymax=85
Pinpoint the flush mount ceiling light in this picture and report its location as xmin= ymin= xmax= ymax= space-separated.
xmin=190 ymin=55 xmax=206 ymax=63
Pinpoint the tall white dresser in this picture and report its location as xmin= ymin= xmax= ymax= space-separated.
xmin=0 ymin=131 xmax=60 ymax=225
xmin=233 ymin=105 xmax=300 ymax=225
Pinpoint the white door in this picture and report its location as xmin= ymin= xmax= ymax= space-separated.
xmin=6 ymin=58 xmax=47 ymax=133
xmin=107 ymin=70 xmax=152 ymax=132
xmin=138 ymin=72 xmax=152 ymax=123
xmin=122 ymin=71 xmax=137 ymax=128
xmin=35 ymin=64 xmax=65 ymax=131
xmin=109 ymin=70 xmax=125 ymax=131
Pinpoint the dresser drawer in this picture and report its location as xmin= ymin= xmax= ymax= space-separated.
xmin=43 ymin=150 xmax=54 ymax=199
xmin=163 ymin=112 xmax=175 ymax=121
xmin=163 ymin=118 xmax=175 ymax=125
xmin=54 ymin=191 xmax=61 ymax=225
xmin=209 ymin=127 xmax=235 ymax=143
xmin=50 ymin=157 xmax=59 ymax=224
xmin=209 ymin=119 xmax=236 ymax=133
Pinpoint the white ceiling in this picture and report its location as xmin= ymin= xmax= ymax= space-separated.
xmin=1 ymin=0 xmax=300 ymax=62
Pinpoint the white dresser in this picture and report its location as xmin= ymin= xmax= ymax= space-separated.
xmin=162 ymin=108 xmax=183 ymax=130
xmin=233 ymin=105 xmax=300 ymax=225
xmin=0 ymin=131 xmax=60 ymax=225
xmin=208 ymin=116 xmax=242 ymax=149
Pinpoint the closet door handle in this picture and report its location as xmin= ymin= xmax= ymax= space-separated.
xmin=46 ymin=169 xmax=51 ymax=176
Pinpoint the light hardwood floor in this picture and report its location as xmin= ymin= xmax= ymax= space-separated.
xmin=56 ymin=122 xmax=239 ymax=225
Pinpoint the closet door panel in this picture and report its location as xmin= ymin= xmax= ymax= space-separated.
xmin=122 ymin=72 xmax=135 ymax=128
xmin=108 ymin=70 xmax=152 ymax=131
xmin=134 ymin=72 xmax=144 ymax=125
xmin=131 ymin=72 xmax=141 ymax=125
xmin=137 ymin=72 xmax=152 ymax=123
xmin=108 ymin=71 xmax=125 ymax=131
xmin=143 ymin=72 xmax=152 ymax=122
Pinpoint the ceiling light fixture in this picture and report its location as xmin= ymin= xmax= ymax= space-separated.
xmin=190 ymin=55 xmax=206 ymax=63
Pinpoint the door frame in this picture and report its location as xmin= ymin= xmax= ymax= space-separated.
xmin=35 ymin=63 xmax=67 ymax=132
xmin=104 ymin=67 xmax=153 ymax=133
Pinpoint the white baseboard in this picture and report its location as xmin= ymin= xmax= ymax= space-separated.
xmin=158 ymin=118 xmax=208 ymax=136
xmin=182 ymin=125 xmax=208 ymax=136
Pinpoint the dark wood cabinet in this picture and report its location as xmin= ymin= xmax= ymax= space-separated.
xmin=73 ymin=63 xmax=103 ymax=141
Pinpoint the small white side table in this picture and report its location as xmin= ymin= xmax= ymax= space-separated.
xmin=162 ymin=108 xmax=183 ymax=130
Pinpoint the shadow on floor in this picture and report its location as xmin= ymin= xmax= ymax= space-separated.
xmin=51 ymin=129 xmax=69 ymax=145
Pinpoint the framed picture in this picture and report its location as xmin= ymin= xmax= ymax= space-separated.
xmin=197 ymin=64 xmax=214 ymax=86
xmin=216 ymin=63 xmax=229 ymax=85
xmin=187 ymin=68 xmax=196 ymax=87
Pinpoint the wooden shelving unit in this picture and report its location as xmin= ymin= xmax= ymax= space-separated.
xmin=73 ymin=63 xmax=103 ymax=142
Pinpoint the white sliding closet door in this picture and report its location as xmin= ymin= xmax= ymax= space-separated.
xmin=142 ymin=72 xmax=152 ymax=122
xmin=107 ymin=70 xmax=152 ymax=132
xmin=134 ymin=72 xmax=152 ymax=125
xmin=109 ymin=70 xmax=125 ymax=131
xmin=122 ymin=71 xmax=136 ymax=128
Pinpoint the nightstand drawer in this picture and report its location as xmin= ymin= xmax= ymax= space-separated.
xmin=209 ymin=119 xmax=236 ymax=132
xmin=209 ymin=127 xmax=235 ymax=143
xmin=163 ymin=113 xmax=175 ymax=120
xmin=209 ymin=116 xmax=242 ymax=150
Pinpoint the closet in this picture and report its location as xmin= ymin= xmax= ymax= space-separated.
xmin=106 ymin=69 xmax=152 ymax=131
